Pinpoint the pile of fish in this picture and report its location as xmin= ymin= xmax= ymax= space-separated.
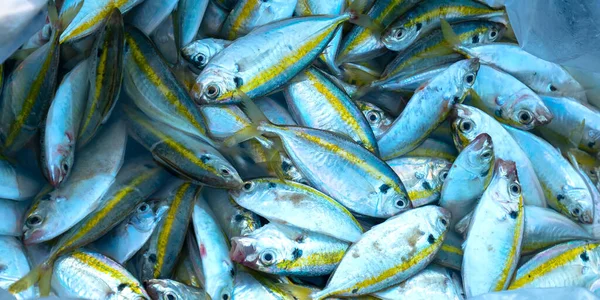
xmin=1 ymin=0 xmax=600 ymax=299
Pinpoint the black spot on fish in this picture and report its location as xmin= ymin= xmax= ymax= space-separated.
xmin=472 ymin=35 xmax=480 ymax=43
xmin=292 ymin=248 xmax=303 ymax=260
xmin=352 ymin=289 xmax=358 ymax=294
xmin=557 ymin=194 xmax=565 ymax=202
xmin=494 ymin=109 xmax=503 ymax=118
xmin=422 ymin=182 xmax=432 ymax=190
xmin=149 ymin=254 xmax=157 ymax=263
xmin=200 ymin=155 xmax=211 ymax=163
xmin=588 ymin=141 xmax=596 ymax=148
xmin=509 ymin=211 xmax=518 ymax=219
xmin=379 ymin=184 xmax=390 ymax=194
xmin=428 ymin=234 xmax=435 ymax=244
xmin=97 ymin=50 xmax=102 ymax=58
xmin=230 ymin=268 xmax=235 ymax=276
xmin=295 ymin=235 xmax=305 ymax=243
xmin=581 ymin=251 xmax=590 ymax=262
xmin=234 ymin=77 xmax=243 ymax=88
xmin=117 ymin=283 xmax=127 ymax=291
xmin=268 ymin=182 xmax=277 ymax=189
xmin=281 ymin=161 xmax=292 ymax=172
xmin=415 ymin=23 xmax=422 ymax=31
xmin=234 ymin=214 xmax=244 ymax=222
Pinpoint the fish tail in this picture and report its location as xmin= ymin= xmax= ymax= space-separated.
xmin=38 ymin=264 xmax=54 ymax=296
xmin=48 ymin=0 xmax=59 ymax=30
xmin=7 ymin=260 xmax=53 ymax=296
xmin=345 ymin=0 xmax=380 ymax=31
xmin=440 ymin=19 xmax=468 ymax=56
xmin=58 ymin=0 xmax=84 ymax=33
xmin=310 ymin=289 xmax=332 ymax=300
xmin=275 ymin=283 xmax=313 ymax=299
xmin=222 ymin=91 xmax=272 ymax=147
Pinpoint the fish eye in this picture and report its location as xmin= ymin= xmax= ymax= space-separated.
xmin=205 ymin=84 xmax=220 ymax=99
xmin=62 ymin=163 xmax=69 ymax=172
xmin=489 ymin=30 xmax=498 ymax=39
xmin=509 ymin=183 xmax=521 ymax=196
xmin=137 ymin=203 xmax=149 ymax=213
xmin=464 ymin=73 xmax=476 ymax=85
xmin=480 ymin=150 xmax=492 ymax=160
xmin=367 ymin=111 xmax=380 ymax=124
xmin=573 ymin=207 xmax=581 ymax=216
xmin=439 ymin=171 xmax=449 ymax=181
xmin=393 ymin=28 xmax=404 ymax=39
xmin=518 ymin=110 xmax=533 ymax=124
xmin=26 ymin=214 xmax=44 ymax=227
xmin=243 ymin=182 xmax=255 ymax=191
xmin=221 ymin=293 xmax=230 ymax=300
xmin=548 ymin=84 xmax=557 ymax=92
xmin=195 ymin=54 xmax=206 ymax=65
xmin=394 ymin=198 xmax=407 ymax=209
xmin=162 ymin=291 xmax=177 ymax=300
xmin=440 ymin=217 xmax=448 ymax=226
xmin=459 ymin=120 xmax=473 ymax=133
xmin=260 ymin=250 xmax=276 ymax=265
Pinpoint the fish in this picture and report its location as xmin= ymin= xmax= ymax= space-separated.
xmin=0 ymin=236 xmax=36 ymax=300
xmin=41 ymin=59 xmax=90 ymax=187
xmin=508 ymin=240 xmax=600 ymax=290
xmin=363 ymin=63 xmax=455 ymax=93
xmin=221 ymin=0 xmax=297 ymax=40
xmin=439 ymin=133 xmax=494 ymax=226
xmin=433 ymin=230 xmax=464 ymax=271
xmin=182 ymin=38 xmax=232 ymax=71
xmin=123 ymin=25 xmax=210 ymax=142
xmin=336 ymin=0 xmax=422 ymax=64
xmin=405 ymin=138 xmax=458 ymax=161
xmin=0 ymin=0 xmax=47 ymax=64
xmin=175 ymin=0 xmax=210 ymax=51
xmin=506 ymin=125 xmax=594 ymax=223
xmin=203 ymin=187 xmax=261 ymax=239
xmin=229 ymin=178 xmax=363 ymax=242
xmin=132 ymin=181 xmax=199 ymax=281
xmin=0 ymin=6 xmax=60 ymax=155
xmin=23 ymin=119 xmax=127 ymax=244
xmin=355 ymin=100 xmax=393 ymax=139
xmin=312 ymin=205 xmax=450 ymax=298
xmin=462 ymin=159 xmax=524 ymax=297
xmin=51 ymin=250 xmax=149 ymax=299
xmin=124 ymin=106 xmax=243 ymax=189
xmin=373 ymin=265 xmax=464 ymax=300
xmin=283 ymin=67 xmax=379 ymax=153
xmin=192 ymin=14 xmax=352 ymax=104
xmin=472 ymin=287 xmax=600 ymax=300
xmin=255 ymin=97 xmax=298 ymax=126
xmin=377 ymin=59 xmax=480 ymax=160
xmin=537 ymin=95 xmax=600 ymax=156
xmin=146 ymin=279 xmax=208 ymax=300
xmin=230 ymin=222 xmax=350 ymax=276
xmin=382 ymin=20 xmax=505 ymax=79
xmin=93 ymin=201 xmax=166 ymax=264
xmin=386 ymin=156 xmax=452 ymax=207
xmin=192 ymin=194 xmax=235 ymax=300
xmin=0 ymin=156 xmax=42 ymax=201
xmin=450 ymin=104 xmax=547 ymax=207
xmin=60 ymin=0 xmax=143 ymax=43
xmin=382 ymin=0 xmax=506 ymax=52
xmin=233 ymin=270 xmax=294 ymax=299
xmin=470 ymin=65 xmax=552 ymax=130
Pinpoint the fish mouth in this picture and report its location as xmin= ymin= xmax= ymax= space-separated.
xmin=48 ymin=165 xmax=65 ymax=187
xmin=229 ymin=238 xmax=254 ymax=264
xmin=23 ymin=229 xmax=44 ymax=245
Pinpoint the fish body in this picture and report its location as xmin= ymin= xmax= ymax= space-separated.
xmin=0 ymin=157 xmax=42 ymax=201
xmin=434 ymin=230 xmax=463 ymax=271
xmin=450 ymin=104 xmax=547 ymax=207
xmin=386 ymin=156 xmax=452 ymax=207
xmin=377 ymin=59 xmax=480 ymax=160
xmin=126 ymin=0 xmax=178 ymax=35
xmin=462 ymin=159 xmax=524 ymax=297
xmin=284 ymin=67 xmax=378 ymax=153
xmin=230 ymin=223 xmax=350 ymax=276
xmin=230 ymin=178 xmax=363 ymax=242
xmin=0 ymin=198 xmax=30 ymax=236
xmin=373 ymin=265 xmax=463 ymax=300
xmin=439 ymin=133 xmax=494 ymax=226
xmin=176 ymin=0 xmax=210 ymax=50
xmin=222 ymin=0 xmax=297 ymax=40
xmin=193 ymin=14 xmax=350 ymax=104
xmin=0 ymin=236 xmax=35 ymax=300
xmin=312 ymin=206 xmax=450 ymax=298
xmin=203 ymin=187 xmax=261 ymax=239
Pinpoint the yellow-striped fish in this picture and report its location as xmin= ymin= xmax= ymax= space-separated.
xmin=312 ymin=206 xmax=450 ymax=298
xmin=221 ymin=0 xmax=296 ymax=40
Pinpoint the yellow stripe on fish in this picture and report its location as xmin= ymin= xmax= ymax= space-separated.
xmin=405 ymin=7 xmax=497 ymax=28
xmin=154 ymin=183 xmax=194 ymax=278
xmin=60 ymin=0 xmax=129 ymax=43
xmin=79 ymin=41 xmax=109 ymax=137
xmin=276 ymin=249 xmax=346 ymax=270
xmin=228 ymin=0 xmax=259 ymax=40
xmin=125 ymin=32 xmax=206 ymax=135
xmin=493 ymin=198 xmax=524 ymax=290
xmin=71 ymin=251 xmax=144 ymax=295
xmin=441 ymin=244 xmax=463 ymax=256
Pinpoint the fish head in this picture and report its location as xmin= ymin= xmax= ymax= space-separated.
xmin=203 ymin=153 xmax=244 ymax=188
xmin=420 ymin=206 xmax=451 ymax=238
xmin=44 ymin=141 xmax=75 ymax=187
xmin=448 ymin=59 xmax=480 ymax=102
xmin=192 ymin=68 xmax=238 ymax=104
xmin=473 ymin=22 xmax=506 ymax=45
xmin=130 ymin=201 xmax=161 ymax=232
xmin=207 ymin=268 xmax=234 ymax=300
xmin=562 ymin=185 xmax=595 ymax=224
xmin=382 ymin=19 xmax=419 ymax=51
xmin=182 ymin=40 xmax=220 ymax=69
xmin=145 ymin=279 xmax=202 ymax=300
xmin=229 ymin=202 xmax=261 ymax=237
xmin=492 ymin=159 xmax=524 ymax=210
xmin=464 ymin=133 xmax=495 ymax=178
xmin=229 ymin=225 xmax=293 ymax=273
xmin=503 ymin=91 xmax=553 ymax=130
xmin=356 ymin=101 xmax=393 ymax=138
xmin=22 ymin=192 xmax=62 ymax=244
xmin=229 ymin=180 xmax=262 ymax=204
xmin=450 ymin=104 xmax=486 ymax=150
xmin=377 ymin=184 xmax=412 ymax=217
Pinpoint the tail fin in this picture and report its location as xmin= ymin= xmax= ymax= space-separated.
xmin=345 ymin=0 xmax=381 ymax=31
xmin=440 ymin=19 xmax=468 ymax=56
xmin=8 ymin=260 xmax=53 ymax=297
xmin=57 ymin=0 xmax=84 ymax=32
xmin=275 ymin=283 xmax=314 ymax=299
